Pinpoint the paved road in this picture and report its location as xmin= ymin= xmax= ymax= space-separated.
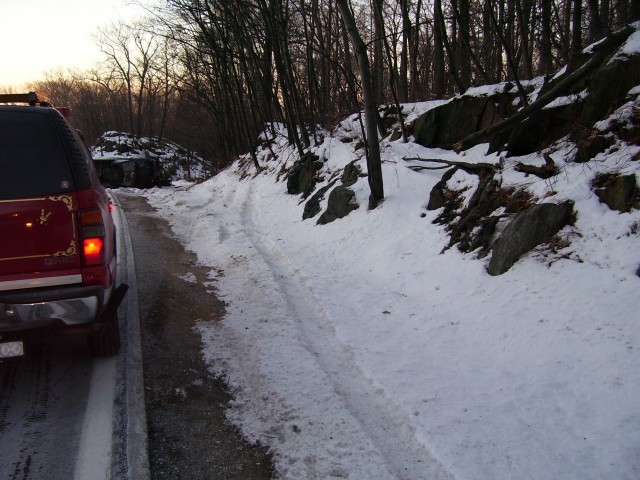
xmin=0 ymin=334 xmax=96 ymax=479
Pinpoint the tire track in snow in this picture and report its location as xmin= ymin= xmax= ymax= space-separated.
xmin=240 ymin=185 xmax=454 ymax=480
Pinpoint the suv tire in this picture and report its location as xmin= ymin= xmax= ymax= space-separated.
xmin=88 ymin=312 xmax=121 ymax=356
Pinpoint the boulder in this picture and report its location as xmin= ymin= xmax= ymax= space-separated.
xmin=427 ymin=167 xmax=459 ymax=211
xmin=593 ymin=173 xmax=639 ymax=212
xmin=413 ymin=91 xmax=517 ymax=149
xmin=489 ymin=102 xmax=584 ymax=156
xmin=580 ymin=52 xmax=640 ymax=127
xmin=317 ymin=186 xmax=359 ymax=225
xmin=302 ymin=162 xmax=363 ymax=220
xmin=487 ymin=200 xmax=575 ymax=276
xmin=341 ymin=160 xmax=362 ymax=186
xmin=429 ymin=167 xmax=534 ymax=257
xmin=571 ymin=130 xmax=616 ymax=163
xmin=303 ymin=179 xmax=338 ymax=220
xmin=388 ymin=128 xmax=403 ymax=142
xmin=287 ymin=152 xmax=322 ymax=197
xmin=449 ymin=177 xmax=504 ymax=254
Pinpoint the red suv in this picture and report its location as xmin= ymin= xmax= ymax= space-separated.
xmin=0 ymin=93 xmax=127 ymax=358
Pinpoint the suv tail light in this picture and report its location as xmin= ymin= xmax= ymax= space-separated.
xmin=83 ymin=238 xmax=104 ymax=263
xmin=79 ymin=208 xmax=106 ymax=266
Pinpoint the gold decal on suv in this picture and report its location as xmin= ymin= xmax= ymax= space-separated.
xmin=49 ymin=195 xmax=74 ymax=211
xmin=52 ymin=240 xmax=77 ymax=257
xmin=1 ymin=241 xmax=78 ymax=262
xmin=39 ymin=209 xmax=52 ymax=225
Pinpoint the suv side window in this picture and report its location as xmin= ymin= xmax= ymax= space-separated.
xmin=0 ymin=110 xmax=75 ymax=200
xmin=70 ymin=126 xmax=102 ymax=187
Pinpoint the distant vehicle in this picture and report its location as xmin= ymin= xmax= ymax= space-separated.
xmin=0 ymin=92 xmax=128 ymax=358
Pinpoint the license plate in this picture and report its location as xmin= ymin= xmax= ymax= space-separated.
xmin=0 ymin=341 xmax=24 ymax=358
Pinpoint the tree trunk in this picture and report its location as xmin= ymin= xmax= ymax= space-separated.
xmin=455 ymin=0 xmax=472 ymax=87
xmin=539 ymin=0 xmax=553 ymax=74
xmin=409 ymin=0 xmax=423 ymax=100
xmin=435 ymin=0 xmax=467 ymax=94
xmin=335 ymin=0 xmax=384 ymax=208
xmin=372 ymin=0 xmax=385 ymax=109
xmin=433 ymin=0 xmax=447 ymax=95
xmin=571 ymin=0 xmax=583 ymax=56
xmin=515 ymin=0 xmax=534 ymax=78
xmin=588 ymin=0 xmax=607 ymax=42
xmin=399 ymin=0 xmax=411 ymax=102
xmin=632 ymin=0 xmax=640 ymax=21
xmin=487 ymin=0 xmax=529 ymax=105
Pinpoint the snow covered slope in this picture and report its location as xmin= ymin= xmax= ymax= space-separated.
xmin=139 ymin=30 xmax=640 ymax=480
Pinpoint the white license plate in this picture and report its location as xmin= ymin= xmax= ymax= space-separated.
xmin=0 ymin=341 xmax=24 ymax=358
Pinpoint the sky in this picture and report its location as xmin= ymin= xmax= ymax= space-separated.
xmin=99 ymin=27 xmax=640 ymax=479
xmin=0 ymin=0 xmax=148 ymax=88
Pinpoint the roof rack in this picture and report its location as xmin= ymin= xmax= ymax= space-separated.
xmin=0 ymin=91 xmax=72 ymax=117
xmin=0 ymin=91 xmax=52 ymax=107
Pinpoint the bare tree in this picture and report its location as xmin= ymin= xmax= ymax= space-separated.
xmin=539 ymin=0 xmax=553 ymax=74
xmin=23 ymin=0 xmax=635 ymax=178
xmin=587 ymin=0 xmax=608 ymax=41
xmin=435 ymin=0 xmax=468 ymax=93
xmin=335 ymin=0 xmax=384 ymax=208
xmin=93 ymin=21 xmax=167 ymax=138
xmin=433 ymin=0 xmax=447 ymax=95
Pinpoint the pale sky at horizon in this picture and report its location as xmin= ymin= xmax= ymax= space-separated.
xmin=0 ymin=0 xmax=148 ymax=88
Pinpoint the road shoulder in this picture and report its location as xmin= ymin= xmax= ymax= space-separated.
xmin=117 ymin=192 xmax=274 ymax=480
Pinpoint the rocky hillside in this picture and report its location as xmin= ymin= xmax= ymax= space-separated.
xmin=91 ymin=131 xmax=211 ymax=183
xmin=239 ymin=23 xmax=640 ymax=276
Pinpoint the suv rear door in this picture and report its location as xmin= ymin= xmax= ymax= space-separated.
xmin=0 ymin=108 xmax=82 ymax=291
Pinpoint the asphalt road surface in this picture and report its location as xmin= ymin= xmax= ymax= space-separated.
xmin=118 ymin=191 xmax=274 ymax=480
xmin=0 ymin=336 xmax=96 ymax=479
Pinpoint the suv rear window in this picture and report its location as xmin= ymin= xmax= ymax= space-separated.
xmin=0 ymin=110 xmax=75 ymax=200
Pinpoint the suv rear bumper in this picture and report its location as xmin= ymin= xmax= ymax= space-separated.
xmin=0 ymin=284 xmax=111 ymax=335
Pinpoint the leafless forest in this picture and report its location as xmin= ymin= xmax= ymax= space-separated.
xmin=9 ymin=0 xmax=640 ymax=171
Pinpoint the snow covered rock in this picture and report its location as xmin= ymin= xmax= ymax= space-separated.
xmin=487 ymin=200 xmax=575 ymax=275
xmin=286 ymin=152 xmax=322 ymax=197
xmin=317 ymin=186 xmax=359 ymax=225
xmin=593 ymin=173 xmax=639 ymax=212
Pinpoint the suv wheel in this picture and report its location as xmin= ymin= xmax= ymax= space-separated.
xmin=88 ymin=312 xmax=121 ymax=356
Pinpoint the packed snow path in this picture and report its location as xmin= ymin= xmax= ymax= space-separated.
xmin=162 ymin=180 xmax=455 ymax=479
xmin=234 ymin=184 xmax=453 ymax=479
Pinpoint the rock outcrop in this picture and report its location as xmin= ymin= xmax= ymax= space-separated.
xmin=412 ymin=25 xmax=639 ymax=156
xmin=593 ymin=173 xmax=639 ymax=213
xmin=487 ymin=201 xmax=575 ymax=276
xmin=317 ymin=186 xmax=359 ymax=225
xmin=287 ymin=153 xmax=322 ymax=197
xmin=413 ymin=90 xmax=518 ymax=149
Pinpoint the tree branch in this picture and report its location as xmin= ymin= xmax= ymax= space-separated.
xmin=404 ymin=157 xmax=497 ymax=175
xmin=515 ymin=154 xmax=559 ymax=178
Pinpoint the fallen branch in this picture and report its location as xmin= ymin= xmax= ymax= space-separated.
xmin=404 ymin=157 xmax=497 ymax=176
xmin=515 ymin=154 xmax=559 ymax=179
xmin=408 ymin=165 xmax=451 ymax=171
